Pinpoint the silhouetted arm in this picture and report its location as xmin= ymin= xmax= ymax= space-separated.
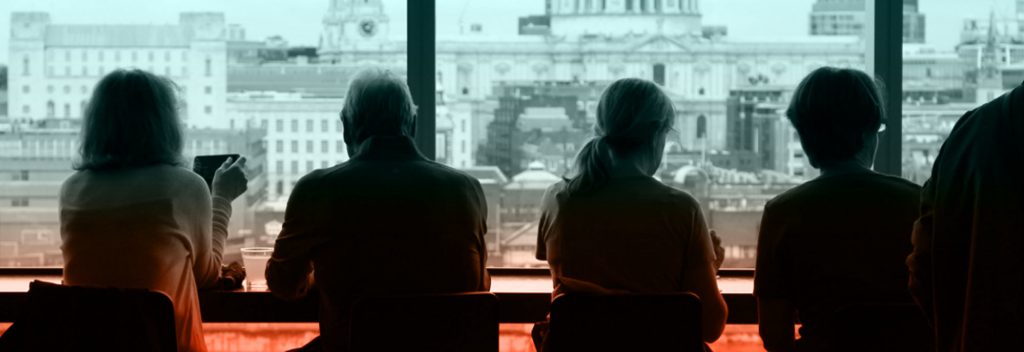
xmin=758 ymin=298 xmax=796 ymax=352
xmin=755 ymin=201 xmax=795 ymax=351
xmin=907 ymin=179 xmax=936 ymax=323
xmin=680 ymin=205 xmax=728 ymax=343
xmin=468 ymin=176 xmax=491 ymax=291
xmin=266 ymin=176 xmax=323 ymax=300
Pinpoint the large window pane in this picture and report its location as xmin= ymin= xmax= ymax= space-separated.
xmin=0 ymin=0 xmax=406 ymax=267
xmin=902 ymin=0 xmax=1015 ymax=183
xmin=434 ymin=0 xmax=870 ymax=268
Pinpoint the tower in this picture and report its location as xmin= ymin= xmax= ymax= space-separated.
xmin=320 ymin=0 xmax=391 ymax=55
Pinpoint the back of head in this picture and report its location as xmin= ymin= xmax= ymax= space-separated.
xmin=786 ymin=67 xmax=885 ymax=168
xmin=341 ymin=68 xmax=418 ymax=146
xmin=563 ymin=78 xmax=675 ymax=196
xmin=76 ymin=69 xmax=183 ymax=171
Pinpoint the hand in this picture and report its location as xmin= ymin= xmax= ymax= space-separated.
xmin=216 ymin=262 xmax=246 ymax=290
xmin=212 ymin=156 xmax=248 ymax=201
xmin=711 ymin=229 xmax=725 ymax=272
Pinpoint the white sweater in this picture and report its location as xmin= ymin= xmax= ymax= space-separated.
xmin=59 ymin=164 xmax=231 ymax=352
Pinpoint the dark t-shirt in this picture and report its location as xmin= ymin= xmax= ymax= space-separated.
xmin=754 ymin=171 xmax=921 ymax=343
xmin=536 ymin=177 xmax=715 ymax=298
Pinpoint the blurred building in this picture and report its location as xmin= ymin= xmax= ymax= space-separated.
xmin=7 ymin=12 xmax=229 ymax=128
xmin=808 ymin=0 xmax=925 ymax=43
xmin=0 ymin=118 xmax=266 ymax=266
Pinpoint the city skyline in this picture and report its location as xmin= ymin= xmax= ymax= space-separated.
xmin=1 ymin=0 xmax=1017 ymax=66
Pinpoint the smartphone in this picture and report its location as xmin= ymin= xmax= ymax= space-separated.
xmin=193 ymin=154 xmax=240 ymax=190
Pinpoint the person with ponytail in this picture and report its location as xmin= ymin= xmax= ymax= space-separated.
xmin=533 ymin=78 xmax=728 ymax=347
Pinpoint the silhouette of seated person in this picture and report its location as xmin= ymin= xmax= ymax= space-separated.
xmin=907 ymin=81 xmax=1024 ymax=351
xmin=534 ymin=78 xmax=728 ymax=348
xmin=266 ymin=68 xmax=490 ymax=352
xmin=59 ymin=69 xmax=249 ymax=352
xmin=754 ymin=67 xmax=922 ymax=352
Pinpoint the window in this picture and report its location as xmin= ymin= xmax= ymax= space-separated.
xmin=290 ymin=161 xmax=299 ymax=174
xmin=64 ymin=103 xmax=71 ymax=118
xmin=11 ymin=198 xmax=29 ymax=207
xmin=205 ymin=86 xmax=212 ymax=94
xmin=204 ymin=106 xmax=212 ymax=114
xmin=336 ymin=140 xmax=345 ymax=154
xmin=306 ymin=161 xmax=314 ymax=172
xmin=276 ymin=119 xmax=284 ymax=132
xmin=276 ymin=140 xmax=284 ymax=153
xmin=46 ymin=101 xmax=54 ymax=117
xmin=437 ymin=0 xmax=872 ymax=268
xmin=291 ymin=141 xmax=298 ymax=153
xmin=291 ymin=120 xmax=298 ymax=132
xmin=306 ymin=141 xmax=314 ymax=153
xmin=899 ymin=0 xmax=997 ymax=184
xmin=306 ymin=119 xmax=314 ymax=132
xmin=22 ymin=55 xmax=29 ymax=76
xmin=205 ymin=58 xmax=212 ymax=77
xmin=321 ymin=140 xmax=329 ymax=153
xmin=11 ymin=170 xmax=30 ymax=181
xmin=321 ymin=119 xmax=329 ymax=132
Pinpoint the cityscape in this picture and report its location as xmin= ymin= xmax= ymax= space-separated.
xmin=1 ymin=0 xmax=1018 ymax=350
xmin=2 ymin=0 xmax=1019 ymax=269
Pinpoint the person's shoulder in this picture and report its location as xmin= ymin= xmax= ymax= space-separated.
xmin=871 ymin=173 xmax=922 ymax=193
xmin=645 ymin=179 xmax=702 ymax=211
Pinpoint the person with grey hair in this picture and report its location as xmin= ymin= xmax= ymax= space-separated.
xmin=266 ymin=68 xmax=490 ymax=352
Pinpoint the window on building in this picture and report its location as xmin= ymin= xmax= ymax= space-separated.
xmin=276 ymin=119 xmax=284 ymax=132
xmin=11 ymin=170 xmax=30 ymax=181
xmin=46 ymin=101 xmax=55 ymax=117
xmin=321 ymin=140 xmax=329 ymax=153
xmin=205 ymin=58 xmax=212 ymax=77
xmin=306 ymin=119 xmax=314 ymax=132
xmin=204 ymin=106 xmax=212 ymax=114
xmin=291 ymin=140 xmax=298 ymax=153
xmin=276 ymin=140 xmax=284 ymax=153
xmin=336 ymin=140 xmax=345 ymax=154
xmin=306 ymin=141 xmax=314 ymax=153
xmin=321 ymin=119 xmax=329 ymax=132
xmin=11 ymin=198 xmax=30 ymax=207
xmin=291 ymin=120 xmax=298 ymax=132
xmin=290 ymin=160 xmax=298 ymax=174
xmin=275 ymin=160 xmax=283 ymax=173
xmin=22 ymin=55 xmax=29 ymax=76
xmin=306 ymin=161 xmax=314 ymax=172
xmin=205 ymin=86 xmax=212 ymax=94
xmin=64 ymin=103 xmax=71 ymax=118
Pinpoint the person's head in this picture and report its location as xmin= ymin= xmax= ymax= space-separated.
xmin=75 ymin=69 xmax=183 ymax=171
xmin=787 ymin=67 xmax=886 ymax=169
xmin=340 ymin=68 xmax=417 ymax=154
xmin=563 ymin=78 xmax=676 ymax=196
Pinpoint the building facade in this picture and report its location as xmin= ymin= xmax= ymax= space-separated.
xmin=7 ymin=12 xmax=228 ymax=128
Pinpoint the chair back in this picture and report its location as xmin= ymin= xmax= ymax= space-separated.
xmin=544 ymin=292 xmax=704 ymax=352
xmin=0 ymin=280 xmax=177 ymax=352
xmin=349 ymin=292 xmax=499 ymax=352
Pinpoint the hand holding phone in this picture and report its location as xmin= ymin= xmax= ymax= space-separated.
xmin=193 ymin=154 xmax=248 ymax=200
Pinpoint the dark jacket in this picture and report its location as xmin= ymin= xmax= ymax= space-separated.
xmin=266 ymin=135 xmax=490 ymax=352
xmin=908 ymin=84 xmax=1024 ymax=352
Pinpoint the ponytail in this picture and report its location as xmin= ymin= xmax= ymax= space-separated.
xmin=562 ymin=137 xmax=613 ymax=197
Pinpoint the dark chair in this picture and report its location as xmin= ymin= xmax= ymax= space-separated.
xmin=542 ymin=293 xmax=705 ymax=352
xmin=349 ymin=292 xmax=499 ymax=352
xmin=0 ymin=280 xmax=177 ymax=352
xmin=824 ymin=302 xmax=933 ymax=352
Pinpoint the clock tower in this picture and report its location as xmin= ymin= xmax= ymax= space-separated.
xmin=320 ymin=0 xmax=391 ymax=54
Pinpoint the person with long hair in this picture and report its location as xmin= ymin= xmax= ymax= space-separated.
xmin=535 ymin=78 xmax=728 ymax=346
xmin=60 ymin=69 xmax=248 ymax=352
xmin=755 ymin=67 xmax=924 ymax=351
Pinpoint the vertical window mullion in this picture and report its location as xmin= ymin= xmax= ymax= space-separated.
xmin=870 ymin=0 xmax=903 ymax=176
xmin=408 ymin=0 xmax=437 ymax=160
